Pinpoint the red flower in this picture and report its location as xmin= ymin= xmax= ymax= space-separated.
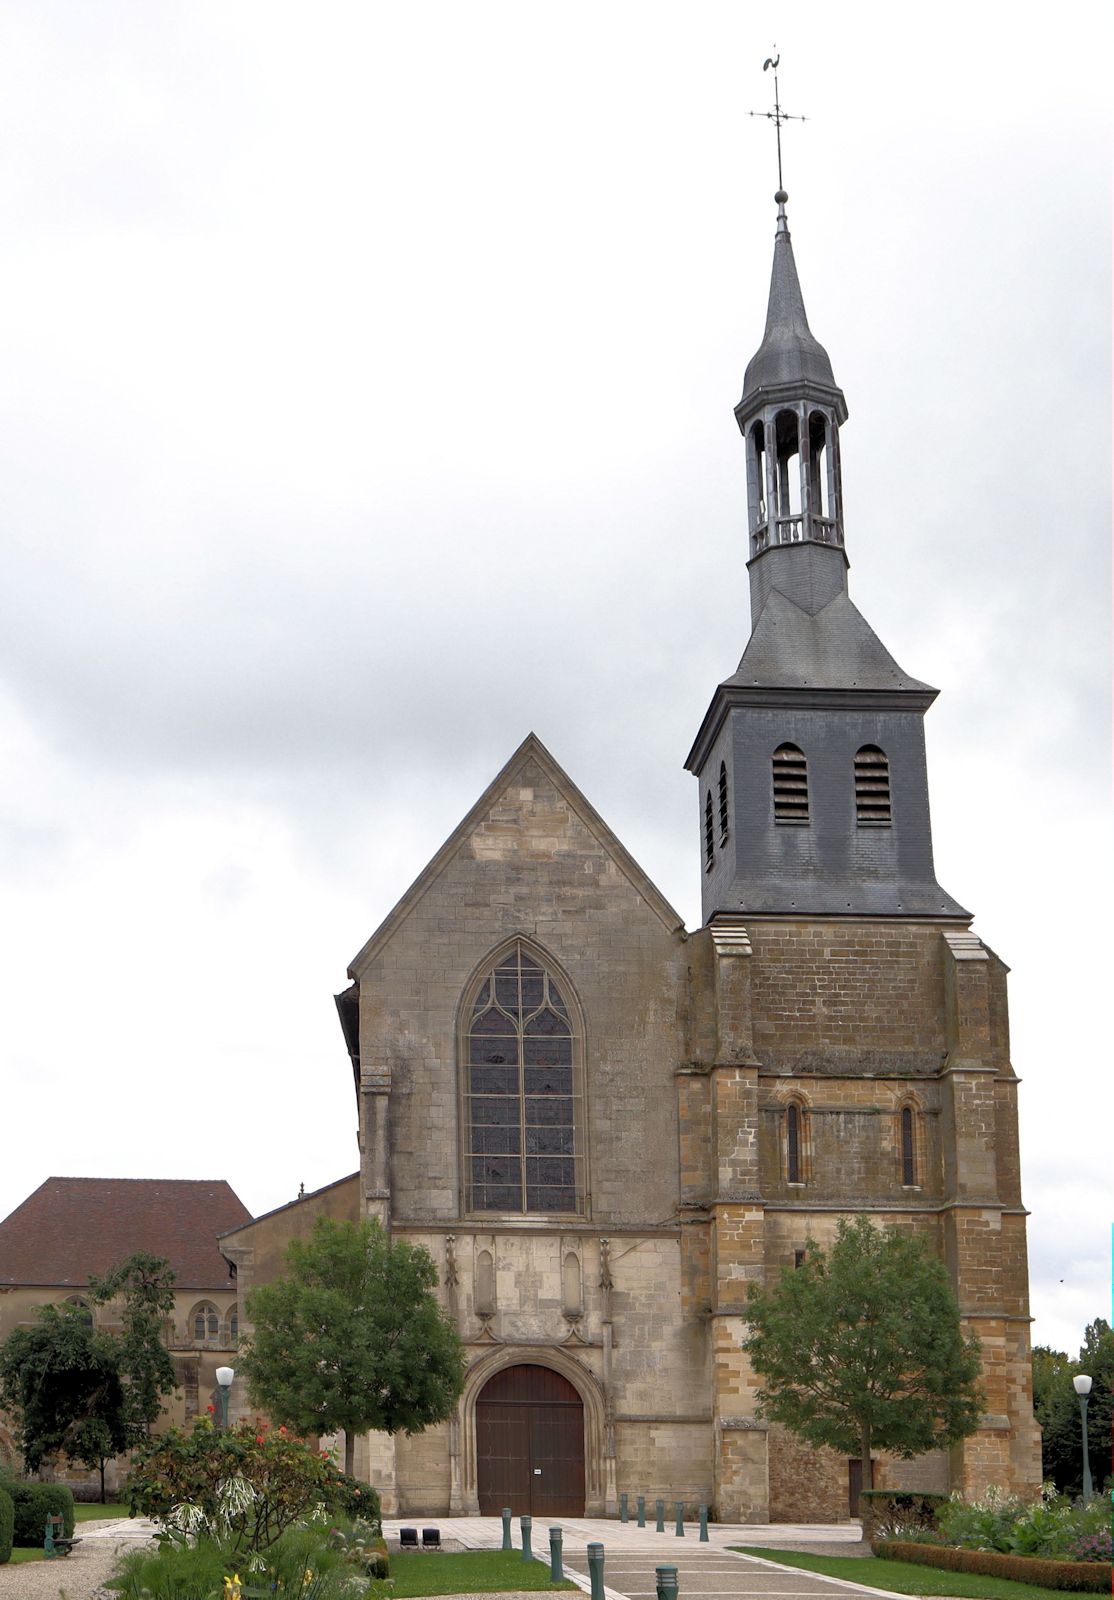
xmin=207 ymin=1405 xmax=216 ymax=1414
xmin=255 ymin=1435 xmax=265 ymax=1445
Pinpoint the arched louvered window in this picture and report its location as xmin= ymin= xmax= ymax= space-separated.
xmin=718 ymin=762 xmax=729 ymax=842
xmin=787 ymin=1103 xmax=801 ymax=1182
xmin=855 ymin=745 xmax=892 ymax=825
xmin=463 ymin=941 xmax=583 ymax=1215
xmin=901 ymin=1105 xmax=917 ymax=1186
xmin=704 ymin=791 xmax=715 ymax=870
xmin=772 ymin=743 xmax=809 ymax=824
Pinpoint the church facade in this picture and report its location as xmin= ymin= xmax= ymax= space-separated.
xmin=226 ymin=190 xmax=1042 ymax=1521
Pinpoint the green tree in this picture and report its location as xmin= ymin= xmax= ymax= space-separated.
xmin=240 ymin=1218 xmax=465 ymax=1476
xmin=743 ymin=1217 xmax=983 ymax=1493
xmin=1032 ymin=1319 xmax=1113 ymax=1493
xmin=0 ymin=1304 xmax=130 ymax=1499
xmin=89 ymin=1251 xmax=179 ymax=1438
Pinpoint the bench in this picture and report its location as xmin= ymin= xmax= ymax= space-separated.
xmin=44 ymin=1514 xmax=81 ymax=1558
xmin=399 ymin=1527 xmax=419 ymax=1550
xmin=422 ymin=1528 xmax=441 ymax=1551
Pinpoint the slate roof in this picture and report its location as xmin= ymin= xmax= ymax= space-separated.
xmin=739 ymin=198 xmax=846 ymax=412
xmin=730 ymin=589 xmax=935 ymax=693
xmin=0 ymin=1177 xmax=252 ymax=1289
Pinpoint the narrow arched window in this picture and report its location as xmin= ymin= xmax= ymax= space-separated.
xmin=192 ymin=1302 xmax=219 ymax=1342
xmin=901 ymin=1106 xmax=917 ymax=1186
xmin=464 ymin=941 xmax=582 ymax=1215
xmin=787 ymin=1103 xmax=801 ymax=1183
xmin=704 ymin=791 xmax=715 ymax=869
xmin=718 ymin=762 xmax=729 ymax=842
xmin=227 ymin=1306 xmax=239 ymax=1344
xmin=773 ymin=743 xmax=809 ymax=824
xmin=475 ymin=1249 xmax=495 ymax=1316
xmin=562 ymin=1252 xmax=582 ymax=1318
xmin=855 ymin=745 xmax=892 ymax=825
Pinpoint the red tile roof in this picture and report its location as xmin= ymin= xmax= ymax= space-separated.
xmin=0 ymin=1178 xmax=253 ymax=1289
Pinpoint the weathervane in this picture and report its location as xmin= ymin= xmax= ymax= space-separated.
xmin=748 ymin=51 xmax=807 ymax=193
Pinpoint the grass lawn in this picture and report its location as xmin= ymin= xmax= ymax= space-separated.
xmin=73 ymin=1502 xmax=130 ymax=1522
xmin=9 ymin=1547 xmax=45 ymax=1563
xmin=389 ymin=1550 xmax=577 ymax=1596
xmin=733 ymin=1547 xmax=1089 ymax=1600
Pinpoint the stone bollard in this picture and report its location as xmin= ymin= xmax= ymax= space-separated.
xmin=674 ymin=1501 xmax=685 ymax=1536
xmin=655 ymin=1498 xmax=665 ymax=1532
xmin=636 ymin=1495 xmax=646 ymax=1528
xmin=656 ymin=1563 xmax=679 ymax=1600
xmin=549 ymin=1527 xmax=564 ymax=1582
xmin=501 ymin=1508 xmax=513 ymax=1552
xmin=619 ymin=1491 xmax=629 ymax=1523
xmin=698 ymin=1504 xmax=709 ymax=1542
xmin=588 ymin=1542 xmax=605 ymax=1600
xmin=521 ymin=1515 xmax=532 ymax=1561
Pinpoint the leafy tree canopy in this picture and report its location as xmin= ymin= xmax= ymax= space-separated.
xmin=240 ymin=1217 xmax=465 ymax=1476
xmin=743 ymin=1217 xmax=983 ymax=1491
xmin=89 ymin=1250 xmax=179 ymax=1437
xmin=1032 ymin=1318 xmax=1112 ymax=1494
xmin=0 ymin=1304 xmax=130 ymax=1496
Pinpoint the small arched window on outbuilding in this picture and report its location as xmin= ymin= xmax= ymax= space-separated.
xmin=785 ymin=1098 xmax=809 ymax=1184
xmin=192 ymin=1302 xmax=220 ymax=1343
xmin=900 ymin=1104 xmax=918 ymax=1187
xmin=718 ymin=762 xmax=729 ymax=843
xmin=704 ymin=791 xmax=715 ymax=870
xmin=854 ymin=745 xmax=892 ymax=826
xmin=64 ymin=1295 xmax=92 ymax=1323
xmin=772 ymin=744 xmax=810 ymax=824
xmin=462 ymin=941 xmax=584 ymax=1216
xmin=227 ymin=1305 xmax=239 ymax=1345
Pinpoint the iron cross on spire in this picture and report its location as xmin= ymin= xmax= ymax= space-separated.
xmin=748 ymin=52 xmax=807 ymax=193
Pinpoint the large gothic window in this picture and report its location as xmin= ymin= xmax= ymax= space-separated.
xmin=463 ymin=943 xmax=582 ymax=1215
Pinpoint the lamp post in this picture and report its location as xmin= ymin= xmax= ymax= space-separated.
xmin=1072 ymin=1374 xmax=1093 ymax=1501
xmin=215 ymin=1365 xmax=235 ymax=1430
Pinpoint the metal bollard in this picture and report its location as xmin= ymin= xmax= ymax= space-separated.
xmin=587 ymin=1541 xmax=605 ymax=1600
xmin=637 ymin=1494 xmax=646 ymax=1528
xmin=501 ymin=1508 xmax=513 ymax=1551
xmin=674 ymin=1501 xmax=685 ymax=1536
xmin=698 ymin=1504 xmax=709 ymax=1542
xmin=549 ymin=1527 xmax=564 ymax=1582
xmin=656 ymin=1563 xmax=679 ymax=1600
xmin=521 ymin=1515 xmax=532 ymax=1561
xmin=655 ymin=1498 xmax=665 ymax=1532
xmin=619 ymin=1491 xmax=629 ymax=1523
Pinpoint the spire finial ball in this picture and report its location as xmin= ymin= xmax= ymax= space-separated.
xmin=774 ymin=189 xmax=788 ymax=204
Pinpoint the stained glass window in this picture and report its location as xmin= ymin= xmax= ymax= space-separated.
xmin=465 ymin=943 xmax=580 ymax=1214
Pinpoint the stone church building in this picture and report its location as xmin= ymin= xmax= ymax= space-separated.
xmin=223 ymin=190 xmax=1042 ymax=1521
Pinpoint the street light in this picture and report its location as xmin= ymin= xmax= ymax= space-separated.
xmin=215 ymin=1366 xmax=235 ymax=1431
xmin=1072 ymin=1374 xmax=1093 ymax=1501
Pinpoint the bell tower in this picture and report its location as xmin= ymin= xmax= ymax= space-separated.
xmin=686 ymin=190 xmax=966 ymax=925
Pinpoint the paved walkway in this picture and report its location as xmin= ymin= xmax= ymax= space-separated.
xmin=381 ymin=1517 xmax=906 ymax=1600
xmin=0 ymin=1516 xmax=157 ymax=1600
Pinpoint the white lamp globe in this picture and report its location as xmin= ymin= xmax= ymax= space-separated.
xmin=1073 ymin=1374 xmax=1093 ymax=1396
xmin=215 ymin=1366 xmax=235 ymax=1388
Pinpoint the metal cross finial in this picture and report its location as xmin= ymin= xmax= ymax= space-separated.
xmin=748 ymin=51 xmax=807 ymax=193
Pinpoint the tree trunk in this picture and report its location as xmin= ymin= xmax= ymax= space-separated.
xmin=100 ymin=1460 xmax=107 ymax=1503
xmin=344 ymin=1432 xmax=355 ymax=1478
xmin=860 ymin=1421 xmax=873 ymax=1502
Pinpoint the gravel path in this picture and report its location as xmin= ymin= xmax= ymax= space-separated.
xmin=0 ymin=1517 xmax=155 ymax=1600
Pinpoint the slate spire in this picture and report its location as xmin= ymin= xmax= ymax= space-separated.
xmin=684 ymin=189 xmax=966 ymax=923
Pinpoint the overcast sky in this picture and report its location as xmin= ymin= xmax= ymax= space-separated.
xmin=0 ymin=2 xmax=1109 ymax=1359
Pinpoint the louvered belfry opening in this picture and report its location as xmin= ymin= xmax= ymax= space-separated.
xmin=704 ymin=791 xmax=715 ymax=869
xmin=718 ymin=762 xmax=729 ymax=841
xmin=854 ymin=744 xmax=892 ymax=825
xmin=772 ymin=743 xmax=809 ymax=824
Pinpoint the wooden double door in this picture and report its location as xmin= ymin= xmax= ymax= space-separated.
xmin=476 ymin=1364 xmax=585 ymax=1517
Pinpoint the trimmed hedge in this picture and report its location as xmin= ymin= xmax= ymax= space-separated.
xmin=7 ymin=1482 xmax=75 ymax=1547
xmin=0 ymin=1486 xmax=12 ymax=1565
xmin=873 ymin=1538 xmax=1113 ymax=1593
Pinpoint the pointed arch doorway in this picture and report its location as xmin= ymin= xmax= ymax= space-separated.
xmin=475 ymin=1364 xmax=585 ymax=1516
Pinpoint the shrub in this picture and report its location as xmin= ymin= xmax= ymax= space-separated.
xmin=324 ymin=1469 xmax=382 ymax=1531
xmin=6 ymin=1481 xmax=75 ymax=1546
xmin=108 ymin=1520 xmax=377 ymax=1599
xmin=874 ymin=1538 xmax=1112 ymax=1592
xmin=936 ymin=1485 xmax=1109 ymax=1560
xmin=859 ymin=1489 xmax=948 ymax=1540
xmin=0 ymin=1486 xmax=13 ymax=1564
xmin=327 ymin=1517 xmax=390 ymax=1578
xmin=127 ymin=1418 xmax=331 ymax=1558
